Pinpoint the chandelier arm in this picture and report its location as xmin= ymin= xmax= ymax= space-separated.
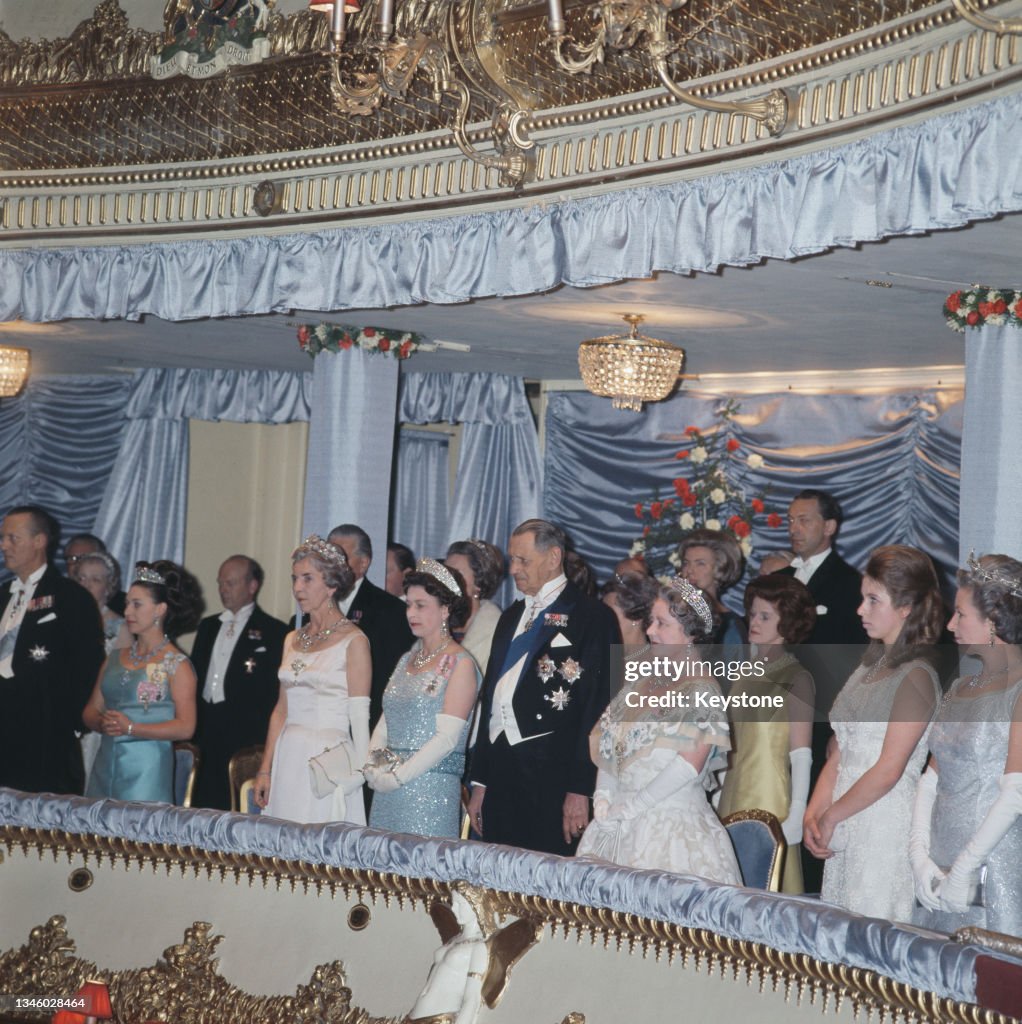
xmin=951 ymin=0 xmax=1022 ymax=34
xmin=329 ymin=56 xmax=383 ymax=115
xmin=550 ymin=26 xmax=608 ymax=74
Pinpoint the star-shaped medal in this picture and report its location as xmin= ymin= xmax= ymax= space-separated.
xmin=29 ymin=645 xmax=49 ymax=661
xmin=545 ymin=687 xmax=571 ymax=711
xmin=536 ymin=654 xmax=556 ymax=682
xmin=558 ymin=657 xmax=582 ymax=683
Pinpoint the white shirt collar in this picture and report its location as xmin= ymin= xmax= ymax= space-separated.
xmin=219 ymin=602 xmax=255 ymax=625
xmin=340 ymin=576 xmax=365 ymax=616
xmin=524 ymin=573 xmax=568 ymax=608
xmin=791 ymin=547 xmax=831 ymax=575
xmin=11 ymin=562 xmax=47 ymax=593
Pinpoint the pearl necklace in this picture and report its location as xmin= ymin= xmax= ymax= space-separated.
xmin=296 ymin=616 xmax=346 ymax=652
xmin=412 ymin=638 xmax=452 ymax=670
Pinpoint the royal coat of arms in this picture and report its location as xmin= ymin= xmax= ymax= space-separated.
xmin=152 ymin=0 xmax=273 ymax=80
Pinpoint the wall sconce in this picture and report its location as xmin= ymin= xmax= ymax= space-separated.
xmin=547 ymin=0 xmax=791 ymax=137
xmin=309 ymin=0 xmax=535 ymax=189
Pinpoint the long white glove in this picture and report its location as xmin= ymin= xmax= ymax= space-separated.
xmin=367 ymin=714 xmax=466 ymax=794
xmin=938 ymin=772 xmax=1022 ymax=912
xmin=367 ymin=714 xmax=388 ymax=758
xmin=592 ymin=767 xmax=617 ymax=822
xmin=619 ymin=755 xmax=697 ymax=819
xmin=338 ymin=696 xmax=371 ymax=794
xmin=908 ymin=766 xmax=944 ymax=912
xmin=781 ymin=747 xmax=812 ymax=846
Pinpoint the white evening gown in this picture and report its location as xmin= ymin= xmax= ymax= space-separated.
xmin=820 ymin=658 xmax=938 ymax=920
xmin=264 ymin=631 xmax=367 ymax=825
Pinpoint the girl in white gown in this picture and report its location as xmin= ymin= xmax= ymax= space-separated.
xmin=804 ymin=545 xmax=942 ymax=921
xmin=255 ymin=536 xmax=371 ymax=825
xmin=578 ymin=576 xmax=741 ymax=884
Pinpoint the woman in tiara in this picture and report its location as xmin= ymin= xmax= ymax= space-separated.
xmin=444 ymin=538 xmax=505 ymax=675
xmin=365 ymin=559 xmax=481 ymax=839
xmin=255 ymin=536 xmax=371 ymax=825
xmin=577 ymin=576 xmax=741 ymax=883
xmin=84 ymin=560 xmax=203 ymax=803
xmin=911 ymin=554 xmax=1022 ymax=937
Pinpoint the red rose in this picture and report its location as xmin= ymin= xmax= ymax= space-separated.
xmin=767 ymin=513 xmax=783 ymax=528
xmin=1015 ymin=299 xmax=1022 ymax=319
xmin=363 ymin=327 xmax=376 ymax=338
xmin=340 ymin=338 xmax=353 ymax=350
xmin=946 ymin=291 xmax=962 ymax=313
xmin=979 ymin=302 xmax=994 ymax=317
xmin=399 ymin=340 xmax=413 ymax=359
xmin=993 ymin=299 xmax=1007 ymax=314
xmin=684 ymin=426 xmax=700 ymax=436
xmin=643 ymin=526 xmax=650 ymax=537
xmin=733 ymin=520 xmax=751 ymax=538
xmin=966 ymin=310 xmax=981 ymax=326
xmin=727 ymin=515 xmax=741 ymax=529
xmin=751 ymin=498 xmax=764 ymax=514
xmin=297 ymin=325 xmax=310 ymax=347
xmin=726 ymin=439 xmax=740 ymax=452
xmin=650 ymin=502 xmax=663 ymax=520
xmin=673 ymin=478 xmax=690 ymax=498
xmin=634 ymin=503 xmax=644 ymax=519
xmin=675 ymin=450 xmax=689 ymax=460
xmin=378 ymin=338 xmax=390 ymax=352
xmin=683 ymin=494 xmax=697 ymax=507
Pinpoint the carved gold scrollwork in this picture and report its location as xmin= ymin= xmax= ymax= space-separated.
xmin=951 ymin=0 xmax=1022 ymax=34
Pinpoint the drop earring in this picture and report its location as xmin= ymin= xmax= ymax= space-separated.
xmin=441 ymin=618 xmax=450 ymax=639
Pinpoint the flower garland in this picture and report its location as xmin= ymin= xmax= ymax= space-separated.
xmin=944 ymin=286 xmax=1022 ymax=333
xmin=630 ymin=400 xmax=784 ymax=579
xmin=296 ymin=322 xmax=423 ymax=359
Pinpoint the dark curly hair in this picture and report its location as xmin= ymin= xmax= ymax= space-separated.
xmin=130 ymin=560 xmax=205 ymax=638
xmin=601 ymin=571 xmax=660 ymax=629
xmin=404 ymin=566 xmax=471 ymax=630
xmin=957 ymin=554 xmax=1022 ymax=644
xmin=743 ymin=573 xmax=817 ymax=645
xmin=445 ymin=539 xmax=505 ymax=600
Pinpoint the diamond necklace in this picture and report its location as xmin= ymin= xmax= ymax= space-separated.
xmin=296 ymin=616 xmax=346 ymax=652
xmin=125 ymin=635 xmax=169 ymax=670
xmin=412 ymin=638 xmax=452 ymax=670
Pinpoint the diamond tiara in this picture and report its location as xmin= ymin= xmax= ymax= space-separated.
xmin=668 ymin=576 xmax=714 ymax=632
xmin=966 ymin=552 xmax=1022 ymax=600
xmin=293 ymin=535 xmax=348 ymax=568
xmin=133 ymin=564 xmax=166 ymax=586
xmin=417 ymin=557 xmax=462 ymax=596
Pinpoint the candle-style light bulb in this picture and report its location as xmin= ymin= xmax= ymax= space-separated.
xmin=330 ymin=0 xmax=346 ymax=50
xmin=548 ymin=0 xmax=565 ymax=37
xmin=378 ymin=0 xmax=394 ymax=40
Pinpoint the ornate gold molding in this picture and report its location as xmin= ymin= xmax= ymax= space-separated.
xmin=952 ymin=0 xmax=1022 ymax=34
xmin=0 ymin=824 xmax=1013 ymax=1024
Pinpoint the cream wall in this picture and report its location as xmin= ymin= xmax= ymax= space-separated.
xmin=182 ymin=419 xmax=308 ymax=638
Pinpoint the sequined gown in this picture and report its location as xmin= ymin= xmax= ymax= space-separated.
xmin=577 ymin=677 xmax=742 ymax=883
xmin=86 ymin=649 xmax=186 ymax=803
xmin=914 ymin=676 xmax=1022 ymax=937
xmin=264 ymin=630 xmax=367 ymax=825
xmin=369 ymin=649 xmax=480 ymax=838
xmin=821 ymin=658 xmax=939 ymax=921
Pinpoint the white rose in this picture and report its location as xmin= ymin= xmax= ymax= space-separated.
xmin=989 ymin=292 xmax=1003 ymax=302
xmin=740 ymin=537 xmax=753 ymax=557
xmin=966 ymin=293 xmax=976 ymax=304
xmin=705 ymin=518 xmax=721 ymax=531
xmin=629 ymin=540 xmax=645 ymax=556
xmin=747 ymin=453 xmax=764 ymax=469
xmin=987 ymin=314 xmax=1006 ymax=327
xmin=668 ymin=551 xmax=681 ymax=567
xmin=679 ymin=512 xmax=695 ymax=530
xmin=314 ymin=324 xmax=328 ymax=341
xmin=710 ymin=488 xmax=726 ymax=504
xmin=360 ymin=333 xmax=379 ymax=350
xmin=690 ymin=446 xmax=708 ymax=464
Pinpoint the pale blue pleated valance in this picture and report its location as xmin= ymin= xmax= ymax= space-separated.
xmin=0 ymin=788 xmax=1005 ymax=1005
xmin=2 ymin=91 xmax=1020 ymax=321
xmin=399 ymin=372 xmax=534 ymax=424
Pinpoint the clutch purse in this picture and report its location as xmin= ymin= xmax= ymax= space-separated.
xmin=308 ymin=740 xmax=357 ymax=799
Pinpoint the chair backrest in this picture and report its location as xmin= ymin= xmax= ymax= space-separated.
xmin=228 ymin=744 xmax=265 ymax=813
xmin=238 ymin=778 xmax=261 ymax=815
xmin=173 ymin=742 xmax=200 ymax=808
xmin=721 ymin=809 xmax=786 ymax=891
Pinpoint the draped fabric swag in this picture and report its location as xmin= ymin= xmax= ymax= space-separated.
xmin=393 ymin=430 xmax=451 ymax=565
xmin=543 ymin=387 xmax=963 ymax=596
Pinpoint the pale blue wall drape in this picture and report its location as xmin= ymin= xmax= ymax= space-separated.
xmin=302 ymin=349 xmax=399 ymax=588
xmin=0 ymin=375 xmax=131 ymax=576
xmin=398 ymin=372 xmax=541 ymax=606
xmin=94 ymin=368 xmax=311 ymax=575
xmin=393 ymin=430 xmax=451 ymax=563
xmin=543 ymin=387 xmax=963 ymax=597
xmin=960 ymin=324 xmax=1022 ymax=561
xmin=1 ymin=92 xmax=1019 ymax=320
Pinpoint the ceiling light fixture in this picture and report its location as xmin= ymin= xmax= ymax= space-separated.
xmin=0 ymin=345 xmax=30 ymax=397
xmin=577 ymin=313 xmax=689 ymax=412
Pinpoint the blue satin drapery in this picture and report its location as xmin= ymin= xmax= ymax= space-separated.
xmin=393 ymin=429 xmax=451 ymax=563
xmin=543 ymin=387 xmax=963 ymax=595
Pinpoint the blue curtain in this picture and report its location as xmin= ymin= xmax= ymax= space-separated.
xmin=1 ymin=92 xmax=1019 ymax=320
xmin=543 ymin=387 xmax=963 ymax=599
xmin=398 ymin=372 xmax=542 ymax=606
xmin=393 ymin=430 xmax=451 ymax=562
xmin=94 ymin=368 xmax=311 ymax=576
xmin=0 ymin=375 xmax=131 ymax=573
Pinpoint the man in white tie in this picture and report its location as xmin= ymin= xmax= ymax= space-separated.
xmin=0 ymin=505 xmax=104 ymax=794
xmin=190 ymin=555 xmax=288 ymax=809
xmin=468 ymin=519 xmax=619 ymax=854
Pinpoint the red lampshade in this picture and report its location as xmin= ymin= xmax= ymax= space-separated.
xmin=51 ymin=1012 xmax=86 ymax=1024
xmin=308 ymin=0 xmax=360 ymax=11
xmin=76 ymin=979 xmax=113 ymax=1019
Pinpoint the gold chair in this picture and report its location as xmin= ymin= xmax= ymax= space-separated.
xmin=172 ymin=741 xmax=200 ymax=808
xmin=720 ymin=808 xmax=786 ymax=891
xmin=238 ymin=777 xmax=261 ymax=815
xmin=228 ymin=744 xmax=265 ymax=813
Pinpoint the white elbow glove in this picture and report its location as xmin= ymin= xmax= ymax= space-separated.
xmin=781 ymin=747 xmax=812 ymax=846
xmin=367 ymin=714 xmax=466 ymax=793
xmin=908 ymin=766 xmax=944 ymax=912
xmin=367 ymin=715 xmax=388 ymax=758
xmin=623 ymin=756 xmax=697 ymax=819
xmin=939 ymin=772 xmax=1022 ymax=913
xmin=338 ymin=696 xmax=371 ymax=794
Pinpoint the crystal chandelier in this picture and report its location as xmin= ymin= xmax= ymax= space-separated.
xmin=0 ymin=346 xmax=30 ymax=397
xmin=577 ymin=314 xmax=686 ymax=412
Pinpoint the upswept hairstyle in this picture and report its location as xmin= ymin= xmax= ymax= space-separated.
xmin=73 ymin=551 xmax=122 ymax=602
xmin=404 ymin=565 xmax=471 ymax=630
xmin=130 ymin=560 xmax=204 ymax=638
xmin=291 ymin=538 xmax=355 ymax=601
xmin=658 ymin=582 xmax=719 ymax=646
xmin=743 ymin=573 xmax=817 ymax=645
xmin=958 ymin=554 xmax=1022 ymax=644
xmin=601 ymin=571 xmax=661 ymax=629
xmin=445 ymin=539 xmax=505 ymax=600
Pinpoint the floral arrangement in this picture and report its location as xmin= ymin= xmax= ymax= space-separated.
xmin=630 ymin=400 xmax=784 ymax=579
xmin=297 ymin=322 xmax=423 ymax=360
xmin=944 ymin=286 xmax=1022 ymax=332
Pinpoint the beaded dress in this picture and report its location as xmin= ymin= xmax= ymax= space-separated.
xmin=369 ymin=649 xmax=480 ymax=838
xmin=914 ymin=676 xmax=1022 ymax=936
xmin=86 ymin=648 xmax=186 ymax=803
xmin=821 ymin=658 xmax=939 ymax=920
